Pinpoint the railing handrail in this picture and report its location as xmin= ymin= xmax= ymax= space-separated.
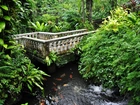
xmin=37 ymin=29 xmax=87 ymax=35
xmin=15 ymin=37 xmax=46 ymax=43
xmin=15 ymin=31 xmax=95 ymax=43
xmin=44 ymin=31 xmax=95 ymax=43
xmin=12 ymin=32 xmax=38 ymax=38
xmin=12 ymin=29 xmax=87 ymax=38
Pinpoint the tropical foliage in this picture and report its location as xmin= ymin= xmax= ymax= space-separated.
xmin=79 ymin=7 xmax=140 ymax=105
xmin=1 ymin=0 xmax=138 ymax=104
xmin=45 ymin=51 xmax=58 ymax=66
xmin=0 ymin=41 xmax=50 ymax=104
xmin=0 ymin=0 xmax=49 ymax=104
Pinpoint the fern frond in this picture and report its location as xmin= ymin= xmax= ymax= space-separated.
xmin=0 ymin=73 xmax=11 ymax=78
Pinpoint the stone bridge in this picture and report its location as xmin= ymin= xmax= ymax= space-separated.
xmin=13 ymin=29 xmax=95 ymax=64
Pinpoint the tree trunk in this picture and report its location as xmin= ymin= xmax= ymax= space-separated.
xmin=81 ymin=0 xmax=85 ymax=22
xmin=86 ymin=0 xmax=93 ymax=22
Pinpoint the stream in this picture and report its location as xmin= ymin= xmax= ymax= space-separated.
xmin=15 ymin=61 xmax=128 ymax=105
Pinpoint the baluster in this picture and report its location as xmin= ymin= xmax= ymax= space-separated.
xmin=62 ymin=40 xmax=65 ymax=53
xmin=36 ymin=33 xmax=38 ymax=38
xmin=37 ymin=33 xmax=40 ymax=39
xmin=74 ymin=37 xmax=77 ymax=44
xmin=69 ymin=38 xmax=73 ymax=49
xmin=67 ymin=39 xmax=70 ymax=50
xmin=53 ymin=42 xmax=57 ymax=52
xmin=57 ymin=41 xmax=61 ymax=54
xmin=60 ymin=40 xmax=63 ymax=53
xmin=42 ymin=43 xmax=46 ymax=57
xmin=80 ymin=36 xmax=83 ymax=41
xmin=77 ymin=37 xmax=80 ymax=43
xmin=72 ymin=37 xmax=76 ymax=48
xmin=40 ymin=43 xmax=44 ymax=57
xmin=63 ymin=40 xmax=67 ymax=51
xmin=33 ymin=34 xmax=36 ymax=38
xmin=48 ymin=34 xmax=51 ymax=39
xmin=67 ymin=39 xmax=71 ymax=50
xmin=44 ymin=34 xmax=46 ymax=40
xmin=34 ymin=34 xmax=36 ymax=38
xmin=49 ymin=42 xmax=53 ymax=52
xmin=71 ymin=38 xmax=75 ymax=48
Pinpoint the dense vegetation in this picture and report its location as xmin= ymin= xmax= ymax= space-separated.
xmin=0 ymin=0 xmax=49 ymax=104
xmin=79 ymin=7 xmax=140 ymax=105
xmin=1 ymin=0 xmax=139 ymax=105
xmin=6 ymin=0 xmax=130 ymax=34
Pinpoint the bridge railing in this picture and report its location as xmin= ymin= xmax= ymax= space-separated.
xmin=14 ymin=29 xmax=95 ymax=62
xmin=16 ymin=37 xmax=47 ymax=59
xmin=12 ymin=29 xmax=87 ymax=40
xmin=12 ymin=32 xmax=38 ymax=39
xmin=46 ymin=31 xmax=95 ymax=54
xmin=37 ymin=29 xmax=87 ymax=40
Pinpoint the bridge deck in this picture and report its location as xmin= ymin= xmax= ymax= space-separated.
xmin=13 ymin=29 xmax=95 ymax=63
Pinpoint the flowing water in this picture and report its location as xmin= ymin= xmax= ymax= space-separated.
xmin=15 ymin=61 xmax=128 ymax=105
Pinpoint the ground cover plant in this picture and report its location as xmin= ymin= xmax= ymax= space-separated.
xmin=79 ymin=7 xmax=140 ymax=105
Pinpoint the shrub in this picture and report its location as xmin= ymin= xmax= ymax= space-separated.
xmin=79 ymin=7 xmax=140 ymax=104
xmin=0 ymin=1 xmax=49 ymax=104
xmin=0 ymin=41 xmax=50 ymax=104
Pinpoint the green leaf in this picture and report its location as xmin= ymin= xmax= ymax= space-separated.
xmin=127 ymin=13 xmax=136 ymax=23
xmin=27 ymin=80 xmax=33 ymax=86
xmin=0 ymin=5 xmax=8 ymax=11
xmin=34 ymin=82 xmax=43 ymax=90
xmin=128 ymin=87 xmax=134 ymax=91
xmin=5 ymin=54 xmax=11 ymax=60
xmin=0 ymin=99 xmax=5 ymax=105
xmin=27 ymin=84 xmax=32 ymax=91
xmin=0 ymin=38 xmax=4 ymax=46
xmin=0 ymin=21 xmax=5 ymax=32
xmin=21 ymin=103 xmax=28 ymax=105
xmin=3 ymin=16 xmax=11 ymax=21
xmin=3 ymin=44 xmax=8 ymax=48
xmin=7 ymin=45 xmax=16 ymax=49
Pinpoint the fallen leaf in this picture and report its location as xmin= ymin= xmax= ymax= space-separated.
xmin=39 ymin=99 xmax=45 ymax=105
xmin=40 ymin=102 xmax=45 ymax=105
xmin=57 ymin=86 xmax=61 ymax=90
xmin=56 ymin=78 xmax=62 ymax=81
xmin=63 ymin=84 xmax=69 ymax=87
xmin=70 ymin=74 xmax=73 ymax=79
xmin=60 ymin=73 xmax=66 ymax=78
xmin=53 ymin=82 xmax=56 ymax=86
xmin=52 ymin=87 xmax=58 ymax=91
